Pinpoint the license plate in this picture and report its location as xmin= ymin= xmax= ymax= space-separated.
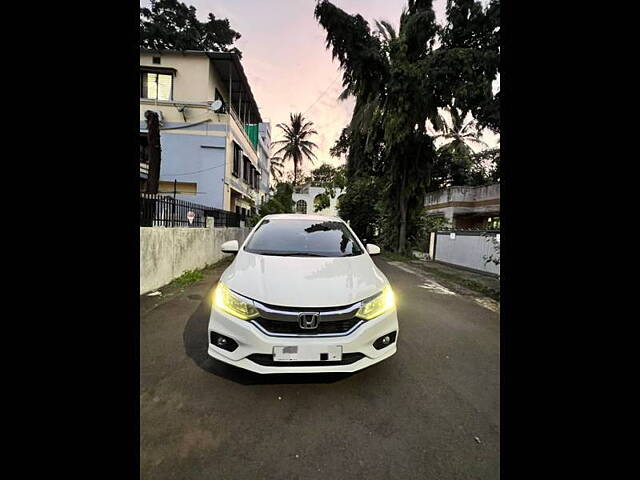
xmin=273 ymin=345 xmax=343 ymax=362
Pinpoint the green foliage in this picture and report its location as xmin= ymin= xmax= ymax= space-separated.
xmin=313 ymin=193 xmax=331 ymax=212
xmin=336 ymin=176 xmax=382 ymax=243
xmin=271 ymin=113 xmax=319 ymax=185
xmin=140 ymin=0 xmax=242 ymax=56
xmin=172 ymin=269 xmax=203 ymax=288
xmin=315 ymin=0 xmax=499 ymax=253
xmin=310 ymin=163 xmax=347 ymax=203
xmin=483 ymin=233 xmax=500 ymax=266
xmin=256 ymin=182 xmax=294 ymax=221
xmin=410 ymin=211 xmax=452 ymax=251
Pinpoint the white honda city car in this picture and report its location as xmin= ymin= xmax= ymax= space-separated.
xmin=207 ymin=214 xmax=398 ymax=374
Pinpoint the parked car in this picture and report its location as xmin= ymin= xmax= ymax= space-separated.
xmin=208 ymin=214 xmax=398 ymax=374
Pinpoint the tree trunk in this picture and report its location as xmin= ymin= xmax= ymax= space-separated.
xmin=398 ymin=195 xmax=407 ymax=254
xmin=293 ymin=161 xmax=298 ymax=186
xmin=145 ymin=110 xmax=161 ymax=194
xmin=398 ymin=162 xmax=408 ymax=254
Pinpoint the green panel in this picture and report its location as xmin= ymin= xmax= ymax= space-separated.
xmin=244 ymin=124 xmax=259 ymax=150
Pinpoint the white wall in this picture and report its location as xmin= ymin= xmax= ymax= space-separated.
xmin=434 ymin=231 xmax=500 ymax=276
xmin=140 ymin=224 xmax=251 ymax=294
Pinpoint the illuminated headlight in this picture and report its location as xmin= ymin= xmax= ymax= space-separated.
xmin=356 ymin=285 xmax=395 ymax=320
xmin=214 ymin=282 xmax=259 ymax=320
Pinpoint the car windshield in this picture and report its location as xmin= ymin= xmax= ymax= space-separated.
xmin=244 ymin=219 xmax=364 ymax=257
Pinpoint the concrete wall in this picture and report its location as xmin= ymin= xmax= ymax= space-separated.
xmin=140 ymin=223 xmax=251 ymax=294
xmin=425 ymin=184 xmax=500 ymax=207
xmin=434 ymin=231 xmax=500 ymax=276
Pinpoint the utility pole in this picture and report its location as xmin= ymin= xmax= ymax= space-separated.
xmin=145 ymin=110 xmax=161 ymax=194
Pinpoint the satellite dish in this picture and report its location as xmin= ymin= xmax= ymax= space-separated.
xmin=209 ymin=100 xmax=223 ymax=112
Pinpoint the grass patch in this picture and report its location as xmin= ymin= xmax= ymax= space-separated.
xmin=426 ymin=268 xmax=500 ymax=301
xmin=171 ymin=269 xmax=204 ymax=288
xmin=381 ymin=251 xmax=415 ymax=262
xmin=381 ymin=252 xmax=500 ymax=301
xmin=166 ymin=257 xmax=233 ymax=290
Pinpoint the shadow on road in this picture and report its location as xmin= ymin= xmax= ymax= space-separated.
xmin=183 ymin=290 xmax=355 ymax=386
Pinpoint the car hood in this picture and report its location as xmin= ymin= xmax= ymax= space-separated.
xmin=221 ymin=251 xmax=389 ymax=308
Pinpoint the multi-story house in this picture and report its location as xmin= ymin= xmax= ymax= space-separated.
xmin=139 ymin=49 xmax=270 ymax=217
xmin=424 ymin=183 xmax=500 ymax=229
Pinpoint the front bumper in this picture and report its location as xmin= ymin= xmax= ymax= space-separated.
xmin=207 ymin=307 xmax=399 ymax=374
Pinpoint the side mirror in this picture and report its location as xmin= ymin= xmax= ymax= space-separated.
xmin=221 ymin=240 xmax=239 ymax=254
xmin=366 ymin=244 xmax=381 ymax=256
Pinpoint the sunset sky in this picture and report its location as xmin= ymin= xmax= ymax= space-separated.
xmin=142 ymin=0 xmax=498 ymax=176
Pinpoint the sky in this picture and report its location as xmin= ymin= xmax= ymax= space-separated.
xmin=142 ymin=0 xmax=499 ymax=176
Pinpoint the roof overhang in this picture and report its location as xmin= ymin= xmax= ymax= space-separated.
xmin=207 ymin=52 xmax=262 ymax=123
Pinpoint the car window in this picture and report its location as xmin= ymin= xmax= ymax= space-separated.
xmin=244 ymin=219 xmax=364 ymax=257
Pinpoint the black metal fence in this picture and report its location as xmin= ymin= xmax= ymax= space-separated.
xmin=140 ymin=194 xmax=241 ymax=228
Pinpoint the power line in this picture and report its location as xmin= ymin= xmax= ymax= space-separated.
xmin=302 ymin=73 xmax=342 ymax=115
xmin=163 ymin=161 xmax=227 ymax=177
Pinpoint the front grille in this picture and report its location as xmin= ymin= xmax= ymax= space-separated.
xmin=247 ymin=352 xmax=365 ymax=367
xmin=253 ymin=317 xmax=361 ymax=335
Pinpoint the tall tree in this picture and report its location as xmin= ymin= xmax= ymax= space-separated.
xmin=140 ymin=0 xmax=242 ymax=56
xmin=316 ymin=0 xmax=499 ymax=253
xmin=271 ymin=113 xmax=319 ymax=185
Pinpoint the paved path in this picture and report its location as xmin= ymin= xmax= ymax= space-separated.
xmin=140 ymin=256 xmax=500 ymax=479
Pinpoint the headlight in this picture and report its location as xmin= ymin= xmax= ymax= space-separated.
xmin=356 ymin=285 xmax=395 ymax=320
xmin=214 ymin=282 xmax=259 ymax=320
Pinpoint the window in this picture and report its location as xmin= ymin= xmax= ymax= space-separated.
xmin=152 ymin=56 xmax=161 ymax=64
xmin=296 ymin=200 xmax=307 ymax=214
xmin=232 ymin=143 xmax=242 ymax=177
xmin=140 ymin=71 xmax=172 ymax=100
xmin=251 ymin=166 xmax=258 ymax=190
xmin=244 ymin=219 xmax=364 ymax=257
xmin=243 ymin=156 xmax=250 ymax=183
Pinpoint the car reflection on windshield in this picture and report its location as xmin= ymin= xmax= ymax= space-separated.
xmin=304 ymin=221 xmax=358 ymax=254
xmin=244 ymin=218 xmax=363 ymax=257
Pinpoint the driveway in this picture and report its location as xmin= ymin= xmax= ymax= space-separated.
xmin=140 ymin=256 xmax=500 ymax=479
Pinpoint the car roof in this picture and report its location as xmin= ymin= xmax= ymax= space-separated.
xmin=262 ymin=213 xmax=344 ymax=222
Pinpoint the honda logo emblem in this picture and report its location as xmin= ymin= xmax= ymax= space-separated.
xmin=298 ymin=312 xmax=320 ymax=329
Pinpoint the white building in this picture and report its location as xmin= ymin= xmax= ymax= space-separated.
xmin=292 ymin=183 xmax=345 ymax=217
xmin=424 ymin=183 xmax=500 ymax=229
xmin=139 ymin=49 xmax=270 ymax=217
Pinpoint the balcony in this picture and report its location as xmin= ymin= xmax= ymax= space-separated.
xmin=425 ymin=184 xmax=500 ymax=226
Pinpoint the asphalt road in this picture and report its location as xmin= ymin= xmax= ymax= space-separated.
xmin=140 ymin=257 xmax=500 ymax=479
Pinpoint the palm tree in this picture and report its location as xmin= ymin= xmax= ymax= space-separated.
xmin=271 ymin=113 xmax=319 ymax=185
xmin=269 ymin=157 xmax=285 ymax=182
xmin=432 ymin=107 xmax=488 ymax=157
